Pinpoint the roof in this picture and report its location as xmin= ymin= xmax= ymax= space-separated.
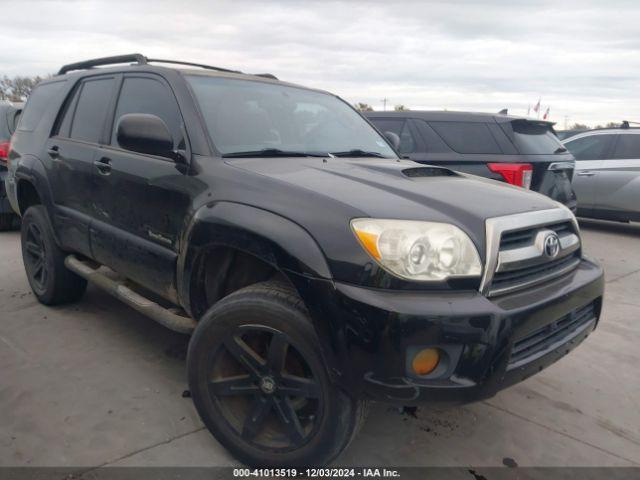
xmin=51 ymin=53 xmax=324 ymax=94
xmin=363 ymin=110 xmax=553 ymax=125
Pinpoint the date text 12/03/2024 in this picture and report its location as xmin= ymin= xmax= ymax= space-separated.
xmin=233 ymin=468 xmax=401 ymax=477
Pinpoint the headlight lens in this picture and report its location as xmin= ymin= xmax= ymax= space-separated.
xmin=351 ymin=219 xmax=482 ymax=281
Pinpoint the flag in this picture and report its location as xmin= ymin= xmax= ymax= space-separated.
xmin=543 ymin=107 xmax=550 ymax=120
xmin=533 ymin=98 xmax=541 ymax=113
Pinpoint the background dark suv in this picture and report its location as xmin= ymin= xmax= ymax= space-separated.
xmin=0 ymin=101 xmax=22 ymax=230
xmin=365 ymin=111 xmax=577 ymax=210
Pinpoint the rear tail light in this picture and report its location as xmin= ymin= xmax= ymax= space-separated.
xmin=487 ymin=163 xmax=533 ymax=189
xmin=0 ymin=141 xmax=10 ymax=167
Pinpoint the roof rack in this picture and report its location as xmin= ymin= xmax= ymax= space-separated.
xmin=57 ymin=53 xmax=280 ymax=80
xmin=621 ymin=120 xmax=640 ymax=129
xmin=253 ymin=73 xmax=279 ymax=80
xmin=58 ymin=54 xmax=148 ymax=74
xmin=145 ymin=58 xmax=242 ymax=74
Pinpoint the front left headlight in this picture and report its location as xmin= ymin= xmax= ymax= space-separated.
xmin=351 ymin=218 xmax=482 ymax=281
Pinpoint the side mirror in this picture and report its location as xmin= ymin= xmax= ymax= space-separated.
xmin=383 ymin=131 xmax=400 ymax=151
xmin=116 ymin=113 xmax=174 ymax=159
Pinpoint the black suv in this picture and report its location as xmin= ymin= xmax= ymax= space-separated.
xmin=7 ymin=54 xmax=604 ymax=467
xmin=365 ymin=111 xmax=577 ymax=211
xmin=0 ymin=101 xmax=22 ymax=230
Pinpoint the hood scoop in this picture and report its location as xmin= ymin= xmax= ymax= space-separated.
xmin=401 ymin=166 xmax=458 ymax=178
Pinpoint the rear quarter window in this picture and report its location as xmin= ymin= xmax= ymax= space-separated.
xmin=428 ymin=121 xmax=501 ymax=154
xmin=18 ymin=81 xmax=66 ymax=132
xmin=503 ymin=120 xmax=564 ymax=154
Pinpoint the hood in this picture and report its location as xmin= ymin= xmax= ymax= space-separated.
xmin=223 ymin=156 xmax=563 ymax=287
xmin=227 ymin=156 xmax=557 ymax=222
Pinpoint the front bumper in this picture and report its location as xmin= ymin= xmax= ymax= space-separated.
xmin=293 ymin=258 xmax=604 ymax=405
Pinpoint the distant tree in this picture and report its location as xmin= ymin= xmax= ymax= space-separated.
xmin=355 ymin=102 xmax=374 ymax=112
xmin=0 ymin=75 xmax=44 ymax=102
xmin=394 ymin=104 xmax=409 ymax=111
xmin=604 ymin=122 xmax=620 ymax=128
xmin=569 ymin=123 xmax=589 ymax=130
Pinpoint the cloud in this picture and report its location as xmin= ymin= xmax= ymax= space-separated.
xmin=1 ymin=0 xmax=638 ymax=126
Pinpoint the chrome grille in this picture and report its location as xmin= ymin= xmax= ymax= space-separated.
xmin=500 ymin=222 xmax=573 ymax=250
xmin=480 ymin=209 xmax=582 ymax=297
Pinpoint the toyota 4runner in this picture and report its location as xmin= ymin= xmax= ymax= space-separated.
xmin=6 ymin=54 xmax=604 ymax=467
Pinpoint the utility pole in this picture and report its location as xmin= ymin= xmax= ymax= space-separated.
xmin=381 ymin=98 xmax=388 ymax=111
xmin=564 ymin=116 xmax=569 ymax=130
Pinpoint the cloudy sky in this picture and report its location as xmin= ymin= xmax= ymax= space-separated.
xmin=1 ymin=0 xmax=639 ymax=127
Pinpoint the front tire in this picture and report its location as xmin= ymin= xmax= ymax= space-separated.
xmin=187 ymin=281 xmax=364 ymax=467
xmin=21 ymin=205 xmax=87 ymax=305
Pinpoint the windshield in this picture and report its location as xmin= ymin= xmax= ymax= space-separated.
xmin=503 ymin=120 xmax=566 ymax=155
xmin=186 ymin=75 xmax=397 ymax=158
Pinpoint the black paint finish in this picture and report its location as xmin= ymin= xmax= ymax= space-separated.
xmin=8 ymin=64 xmax=604 ymax=405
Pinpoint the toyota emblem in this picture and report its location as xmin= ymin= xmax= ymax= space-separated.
xmin=543 ymin=233 xmax=560 ymax=258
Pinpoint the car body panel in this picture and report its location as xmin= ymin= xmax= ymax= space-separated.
xmin=564 ymin=130 xmax=640 ymax=221
xmin=8 ymin=61 xmax=604 ymax=405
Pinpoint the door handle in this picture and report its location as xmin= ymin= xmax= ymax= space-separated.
xmin=93 ymin=157 xmax=112 ymax=175
xmin=47 ymin=146 xmax=60 ymax=158
xmin=576 ymin=171 xmax=596 ymax=177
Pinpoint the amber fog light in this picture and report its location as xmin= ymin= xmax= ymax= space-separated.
xmin=411 ymin=348 xmax=440 ymax=376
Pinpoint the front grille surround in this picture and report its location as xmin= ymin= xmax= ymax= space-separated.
xmin=480 ymin=208 xmax=581 ymax=297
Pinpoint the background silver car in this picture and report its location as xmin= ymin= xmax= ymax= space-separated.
xmin=563 ymin=126 xmax=640 ymax=222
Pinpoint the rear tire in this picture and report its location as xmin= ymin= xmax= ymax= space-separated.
xmin=187 ymin=281 xmax=364 ymax=467
xmin=21 ymin=205 xmax=87 ymax=305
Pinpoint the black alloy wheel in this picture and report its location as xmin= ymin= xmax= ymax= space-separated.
xmin=23 ymin=221 xmax=48 ymax=294
xmin=188 ymin=281 xmax=365 ymax=467
xmin=20 ymin=205 xmax=87 ymax=305
xmin=210 ymin=325 xmax=322 ymax=451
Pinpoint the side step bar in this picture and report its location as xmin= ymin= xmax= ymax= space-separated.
xmin=64 ymin=255 xmax=196 ymax=334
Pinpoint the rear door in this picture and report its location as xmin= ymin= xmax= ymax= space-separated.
xmin=593 ymin=133 xmax=640 ymax=219
xmin=90 ymin=73 xmax=192 ymax=299
xmin=46 ymin=75 xmax=118 ymax=256
xmin=563 ymin=133 xmax=616 ymax=218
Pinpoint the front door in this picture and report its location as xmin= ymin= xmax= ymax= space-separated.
xmin=564 ymin=133 xmax=616 ymax=218
xmin=593 ymin=133 xmax=640 ymax=219
xmin=90 ymin=74 xmax=193 ymax=300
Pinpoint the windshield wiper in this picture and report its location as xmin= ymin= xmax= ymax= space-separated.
xmin=554 ymin=146 xmax=568 ymax=154
xmin=330 ymin=149 xmax=387 ymax=158
xmin=222 ymin=148 xmax=327 ymax=158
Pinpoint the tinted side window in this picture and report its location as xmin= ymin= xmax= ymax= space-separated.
xmin=368 ymin=118 xmax=416 ymax=154
xmin=111 ymin=77 xmax=183 ymax=147
xmin=416 ymin=120 xmax=453 ymax=154
xmin=70 ymin=78 xmax=116 ymax=143
xmin=18 ymin=81 xmax=65 ymax=131
xmin=611 ymin=134 xmax=640 ymax=159
xmin=429 ymin=122 xmax=501 ymax=154
xmin=565 ymin=134 xmax=614 ymax=161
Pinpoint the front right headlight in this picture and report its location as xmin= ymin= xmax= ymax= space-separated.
xmin=351 ymin=218 xmax=482 ymax=281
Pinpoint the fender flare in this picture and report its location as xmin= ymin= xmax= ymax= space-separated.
xmin=177 ymin=202 xmax=345 ymax=379
xmin=177 ymin=201 xmax=332 ymax=314
xmin=14 ymin=155 xmax=63 ymax=244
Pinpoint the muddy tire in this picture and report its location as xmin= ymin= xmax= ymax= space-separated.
xmin=187 ymin=281 xmax=364 ymax=467
xmin=21 ymin=205 xmax=87 ymax=305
